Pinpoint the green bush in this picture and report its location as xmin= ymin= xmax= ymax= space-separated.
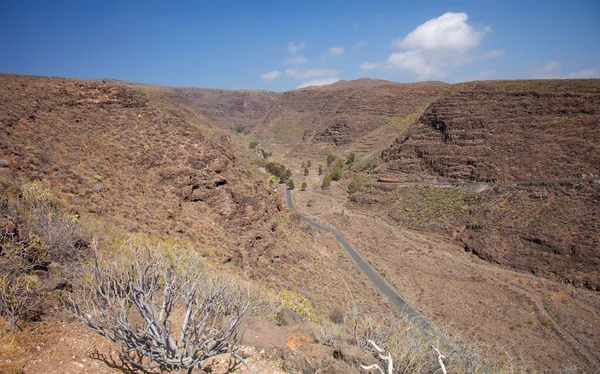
xmin=287 ymin=179 xmax=295 ymax=190
xmin=347 ymin=176 xmax=363 ymax=194
xmin=301 ymin=182 xmax=307 ymax=191
xmin=346 ymin=152 xmax=355 ymax=165
xmin=331 ymin=167 xmax=342 ymax=181
xmin=304 ymin=167 xmax=309 ymax=176
xmin=321 ymin=175 xmax=332 ymax=189
xmin=318 ymin=165 xmax=323 ymax=175
xmin=326 ymin=154 xmax=336 ymax=167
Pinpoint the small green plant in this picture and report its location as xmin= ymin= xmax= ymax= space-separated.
xmin=318 ymin=165 xmax=323 ymax=175
xmin=304 ymin=167 xmax=309 ymax=176
xmin=301 ymin=182 xmax=307 ymax=191
xmin=248 ymin=140 xmax=259 ymax=149
xmin=321 ymin=174 xmax=332 ymax=189
xmin=331 ymin=167 xmax=342 ymax=181
xmin=326 ymin=154 xmax=336 ymax=167
xmin=287 ymin=179 xmax=295 ymax=190
xmin=278 ymin=289 xmax=317 ymax=323
xmin=346 ymin=152 xmax=355 ymax=165
xmin=307 ymin=199 xmax=314 ymax=207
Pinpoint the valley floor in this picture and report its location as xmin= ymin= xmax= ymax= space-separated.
xmin=278 ymin=154 xmax=600 ymax=373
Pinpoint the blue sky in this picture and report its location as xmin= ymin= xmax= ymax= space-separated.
xmin=0 ymin=0 xmax=598 ymax=91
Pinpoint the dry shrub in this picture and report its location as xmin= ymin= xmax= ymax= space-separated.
xmin=67 ymin=238 xmax=265 ymax=373
xmin=317 ymin=305 xmax=537 ymax=374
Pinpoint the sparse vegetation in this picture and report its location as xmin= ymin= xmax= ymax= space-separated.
xmin=318 ymin=164 xmax=323 ymax=175
xmin=68 ymin=242 xmax=255 ymax=373
xmin=301 ymin=181 xmax=307 ymax=191
xmin=321 ymin=174 xmax=332 ymax=189
xmin=331 ymin=166 xmax=343 ymax=181
xmin=278 ymin=289 xmax=317 ymax=323
xmin=304 ymin=167 xmax=309 ymax=176
xmin=346 ymin=152 xmax=355 ymax=165
xmin=326 ymin=154 xmax=336 ymax=167
xmin=347 ymin=175 xmax=364 ymax=194
xmin=287 ymin=178 xmax=295 ymax=190
xmin=248 ymin=140 xmax=260 ymax=149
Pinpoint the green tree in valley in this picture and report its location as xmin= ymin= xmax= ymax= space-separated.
xmin=321 ymin=175 xmax=332 ymax=189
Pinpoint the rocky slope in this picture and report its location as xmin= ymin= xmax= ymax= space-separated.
xmin=382 ymin=80 xmax=600 ymax=182
xmin=349 ymin=79 xmax=600 ymax=290
xmin=252 ymin=79 xmax=449 ymax=157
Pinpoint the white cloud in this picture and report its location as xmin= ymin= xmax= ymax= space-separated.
xmin=484 ymin=49 xmax=505 ymax=59
xmin=297 ymin=77 xmax=340 ymax=88
xmin=329 ymin=47 xmax=345 ymax=56
xmin=532 ymin=61 xmax=561 ymax=78
xmin=395 ymin=12 xmax=489 ymax=51
xmin=360 ymin=62 xmax=381 ymax=71
xmin=287 ymin=56 xmax=308 ymax=64
xmin=285 ymin=68 xmax=339 ymax=78
xmin=387 ymin=51 xmax=444 ymax=79
xmin=285 ymin=68 xmax=300 ymax=77
xmin=260 ymin=71 xmax=281 ymax=81
xmin=288 ymin=42 xmax=306 ymax=55
xmin=566 ymin=68 xmax=600 ymax=79
xmin=363 ymin=12 xmax=493 ymax=79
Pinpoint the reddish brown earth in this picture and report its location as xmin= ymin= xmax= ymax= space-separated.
xmin=253 ymin=79 xmax=449 ymax=158
xmin=2 ymin=73 xmax=600 ymax=372
xmin=382 ymin=80 xmax=600 ymax=182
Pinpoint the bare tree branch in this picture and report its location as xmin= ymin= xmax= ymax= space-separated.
xmin=67 ymin=242 xmax=258 ymax=373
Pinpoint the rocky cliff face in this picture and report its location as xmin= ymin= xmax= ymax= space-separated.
xmin=362 ymin=79 xmax=600 ymax=290
xmin=382 ymin=80 xmax=600 ymax=182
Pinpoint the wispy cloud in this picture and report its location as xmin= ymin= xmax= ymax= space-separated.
xmin=360 ymin=62 xmax=381 ymax=71
xmin=260 ymin=70 xmax=281 ymax=81
xmin=288 ymin=42 xmax=306 ymax=55
xmin=286 ymin=68 xmax=339 ymax=78
xmin=297 ymin=77 xmax=340 ymax=88
xmin=287 ymin=56 xmax=308 ymax=64
xmin=532 ymin=61 xmax=600 ymax=79
xmin=532 ymin=61 xmax=561 ymax=78
xmin=328 ymin=47 xmax=345 ymax=56
xmin=566 ymin=68 xmax=600 ymax=78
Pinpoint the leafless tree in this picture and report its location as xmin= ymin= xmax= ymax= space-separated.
xmin=68 ymin=244 xmax=258 ymax=373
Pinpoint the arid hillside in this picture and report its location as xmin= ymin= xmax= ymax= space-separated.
xmin=340 ymin=80 xmax=600 ymax=293
xmin=382 ymin=80 xmax=600 ymax=182
xmin=0 ymin=73 xmax=391 ymax=319
xmin=253 ymin=79 xmax=449 ymax=157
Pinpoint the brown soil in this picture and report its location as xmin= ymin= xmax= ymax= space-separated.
xmin=287 ymin=175 xmax=600 ymax=373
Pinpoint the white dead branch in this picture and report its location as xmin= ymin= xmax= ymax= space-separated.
xmin=432 ymin=345 xmax=448 ymax=374
xmin=361 ymin=339 xmax=393 ymax=374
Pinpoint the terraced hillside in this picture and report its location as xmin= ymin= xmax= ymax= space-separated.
xmin=253 ymin=79 xmax=449 ymax=157
xmin=382 ymin=80 xmax=600 ymax=182
xmin=349 ymin=80 xmax=600 ymax=290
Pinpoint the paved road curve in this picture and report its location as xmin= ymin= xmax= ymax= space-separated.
xmin=285 ymin=188 xmax=426 ymax=322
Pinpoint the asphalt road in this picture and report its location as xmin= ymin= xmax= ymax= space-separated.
xmin=285 ymin=188 xmax=426 ymax=322
xmin=375 ymin=176 xmax=600 ymax=188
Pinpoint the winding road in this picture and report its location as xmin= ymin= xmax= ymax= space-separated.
xmin=284 ymin=187 xmax=426 ymax=323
